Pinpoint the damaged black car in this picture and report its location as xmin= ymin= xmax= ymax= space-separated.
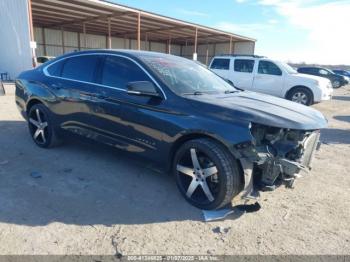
xmin=15 ymin=50 xmax=327 ymax=210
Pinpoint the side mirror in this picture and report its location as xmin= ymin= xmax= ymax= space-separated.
xmin=127 ymin=81 xmax=160 ymax=98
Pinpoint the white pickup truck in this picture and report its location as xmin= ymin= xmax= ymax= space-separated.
xmin=209 ymin=55 xmax=333 ymax=105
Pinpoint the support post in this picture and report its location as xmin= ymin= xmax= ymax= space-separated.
xmin=193 ymin=27 xmax=198 ymax=60
xmin=205 ymin=42 xmax=209 ymax=65
xmin=167 ymin=36 xmax=171 ymax=54
xmin=107 ymin=18 xmax=112 ymax=49
xmin=27 ymin=0 xmax=36 ymax=67
xmin=42 ymin=28 xmax=47 ymax=56
xmin=61 ymin=27 xmax=65 ymax=54
xmin=137 ymin=12 xmax=141 ymax=50
xmin=77 ymin=32 xmax=81 ymax=51
xmin=83 ymin=23 xmax=87 ymax=49
xmin=229 ymin=36 xmax=233 ymax=54
xmin=145 ymin=33 xmax=148 ymax=51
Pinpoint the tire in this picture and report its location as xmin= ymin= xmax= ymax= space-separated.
xmin=173 ymin=138 xmax=242 ymax=210
xmin=287 ymin=87 xmax=313 ymax=106
xmin=27 ymin=103 xmax=62 ymax=148
xmin=332 ymin=80 xmax=341 ymax=88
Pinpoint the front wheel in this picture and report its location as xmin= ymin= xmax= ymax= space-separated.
xmin=287 ymin=87 xmax=313 ymax=106
xmin=27 ymin=103 xmax=62 ymax=148
xmin=173 ymin=138 xmax=242 ymax=210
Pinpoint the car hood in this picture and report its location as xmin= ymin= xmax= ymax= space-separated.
xmin=294 ymin=73 xmax=330 ymax=84
xmin=188 ymin=91 xmax=327 ymax=130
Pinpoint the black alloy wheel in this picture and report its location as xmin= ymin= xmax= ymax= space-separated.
xmin=28 ymin=103 xmax=61 ymax=148
xmin=173 ymin=138 xmax=241 ymax=210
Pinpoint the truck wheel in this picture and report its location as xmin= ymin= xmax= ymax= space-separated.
xmin=173 ymin=138 xmax=242 ymax=210
xmin=287 ymin=87 xmax=313 ymax=106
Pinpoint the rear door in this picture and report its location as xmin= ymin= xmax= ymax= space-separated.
xmin=230 ymin=58 xmax=255 ymax=90
xmin=209 ymin=58 xmax=231 ymax=79
xmin=252 ymin=60 xmax=284 ymax=97
xmin=44 ymin=54 xmax=101 ymax=133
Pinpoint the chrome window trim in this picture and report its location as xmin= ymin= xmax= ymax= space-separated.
xmin=43 ymin=52 xmax=167 ymax=99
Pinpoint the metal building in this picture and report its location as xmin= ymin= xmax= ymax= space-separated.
xmin=0 ymin=0 xmax=256 ymax=80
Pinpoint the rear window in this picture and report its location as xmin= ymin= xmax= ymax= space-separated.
xmin=61 ymin=55 xmax=100 ymax=82
xmin=210 ymin=58 xmax=230 ymax=70
xmin=234 ymin=59 xmax=254 ymax=73
xmin=46 ymin=60 xmax=63 ymax=77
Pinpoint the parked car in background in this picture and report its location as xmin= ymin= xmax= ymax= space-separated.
xmin=15 ymin=50 xmax=327 ymax=210
xmin=209 ymin=55 xmax=332 ymax=106
xmin=37 ymin=56 xmax=55 ymax=65
xmin=332 ymin=70 xmax=350 ymax=83
xmin=297 ymin=66 xmax=347 ymax=88
xmin=332 ymin=69 xmax=350 ymax=77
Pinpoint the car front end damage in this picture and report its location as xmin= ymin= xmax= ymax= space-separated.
xmin=236 ymin=123 xmax=321 ymax=199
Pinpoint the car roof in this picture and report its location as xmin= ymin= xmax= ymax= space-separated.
xmin=56 ymin=49 xmax=176 ymax=60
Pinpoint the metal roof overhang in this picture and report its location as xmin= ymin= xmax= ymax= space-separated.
xmin=31 ymin=0 xmax=256 ymax=46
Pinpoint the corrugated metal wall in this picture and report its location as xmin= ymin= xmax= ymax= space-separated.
xmin=34 ymin=27 xmax=254 ymax=65
xmin=0 ymin=0 xmax=32 ymax=79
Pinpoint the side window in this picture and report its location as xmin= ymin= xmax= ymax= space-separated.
xmin=210 ymin=58 xmax=230 ymax=70
xmin=319 ymin=69 xmax=329 ymax=75
xmin=101 ymin=56 xmax=151 ymax=89
xmin=46 ymin=60 xmax=64 ymax=77
xmin=61 ymin=55 xmax=100 ymax=82
xmin=258 ymin=61 xmax=282 ymax=76
xmin=234 ymin=59 xmax=254 ymax=73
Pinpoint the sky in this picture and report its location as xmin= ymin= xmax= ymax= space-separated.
xmin=111 ymin=0 xmax=350 ymax=65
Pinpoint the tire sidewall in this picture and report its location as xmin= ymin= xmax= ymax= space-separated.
xmin=173 ymin=140 xmax=231 ymax=210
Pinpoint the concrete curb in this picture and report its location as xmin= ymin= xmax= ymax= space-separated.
xmin=1 ymin=82 xmax=15 ymax=96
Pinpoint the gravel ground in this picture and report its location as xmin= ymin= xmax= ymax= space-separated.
xmin=0 ymin=85 xmax=349 ymax=255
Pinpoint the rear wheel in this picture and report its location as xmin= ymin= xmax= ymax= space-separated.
xmin=28 ymin=104 xmax=62 ymax=148
xmin=173 ymin=138 xmax=241 ymax=210
xmin=287 ymin=87 xmax=313 ymax=106
xmin=332 ymin=80 xmax=341 ymax=88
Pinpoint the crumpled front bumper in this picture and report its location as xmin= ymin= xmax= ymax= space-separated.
xmin=238 ymin=130 xmax=321 ymax=200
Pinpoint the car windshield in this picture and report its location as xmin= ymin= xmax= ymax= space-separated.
xmin=276 ymin=61 xmax=297 ymax=74
xmin=139 ymin=55 xmax=236 ymax=95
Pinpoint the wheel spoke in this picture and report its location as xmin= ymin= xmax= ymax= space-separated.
xmin=201 ymin=180 xmax=215 ymax=202
xmin=36 ymin=109 xmax=42 ymax=123
xmin=33 ymin=128 xmax=41 ymax=139
xmin=40 ymin=130 xmax=46 ymax=143
xmin=186 ymin=179 xmax=199 ymax=198
xmin=177 ymin=164 xmax=194 ymax=177
xmin=203 ymin=166 xmax=218 ymax=178
xmin=190 ymin=148 xmax=201 ymax=170
xmin=29 ymin=118 xmax=40 ymax=128
xmin=41 ymin=122 xmax=48 ymax=128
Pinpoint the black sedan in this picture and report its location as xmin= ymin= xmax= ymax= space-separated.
xmin=297 ymin=66 xmax=347 ymax=88
xmin=15 ymin=50 xmax=327 ymax=210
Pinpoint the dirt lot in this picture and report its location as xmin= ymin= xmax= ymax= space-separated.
xmin=0 ymin=85 xmax=349 ymax=255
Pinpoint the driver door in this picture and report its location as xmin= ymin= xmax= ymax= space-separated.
xmin=90 ymin=55 xmax=168 ymax=157
xmin=253 ymin=60 xmax=284 ymax=97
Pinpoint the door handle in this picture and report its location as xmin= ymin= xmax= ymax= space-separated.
xmin=51 ymin=83 xmax=62 ymax=90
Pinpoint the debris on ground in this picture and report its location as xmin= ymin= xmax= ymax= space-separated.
xmin=30 ymin=172 xmax=42 ymax=179
xmin=212 ymin=226 xmax=231 ymax=234
xmin=0 ymin=160 xmax=8 ymax=165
